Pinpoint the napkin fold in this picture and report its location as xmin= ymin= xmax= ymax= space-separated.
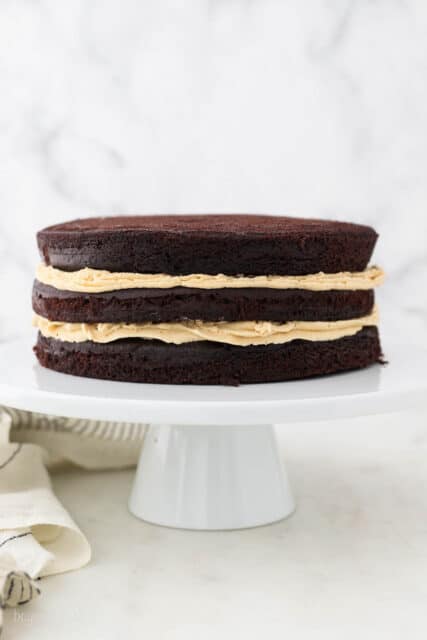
xmin=0 ymin=407 xmax=146 ymax=634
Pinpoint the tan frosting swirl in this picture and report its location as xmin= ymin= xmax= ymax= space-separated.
xmin=36 ymin=264 xmax=384 ymax=293
xmin=33 ymin=307 xmax=378 ymax=347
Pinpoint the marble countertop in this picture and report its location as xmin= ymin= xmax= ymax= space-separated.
xmin=4 ymin=410 xmax=427 ymax=640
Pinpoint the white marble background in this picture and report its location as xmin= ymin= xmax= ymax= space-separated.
xmin=0 ymin=0 xmax=426 ymax=340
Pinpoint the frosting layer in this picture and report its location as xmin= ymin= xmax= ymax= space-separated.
xmin=36 ymin=264 xmax=384 ymax=294
xmin=33 ymin=307 xmax=378 ymax=347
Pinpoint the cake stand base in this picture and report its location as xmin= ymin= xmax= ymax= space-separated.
xmin=128 ymin=424 xmax=295 ymax=530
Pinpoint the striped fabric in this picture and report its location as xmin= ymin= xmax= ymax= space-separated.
xmin=4 ymin=407 xmax=146 ymax=470
xmin=0 ymin=407 xmax=147 ymax=634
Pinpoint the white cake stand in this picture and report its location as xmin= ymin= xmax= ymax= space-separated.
xmin=0 ymin=336 xmax=426 ymax=530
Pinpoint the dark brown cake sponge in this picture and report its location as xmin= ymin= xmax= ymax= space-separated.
xmin=33 ymin=281 xmax=375 ymax=324
xmin=37 ymin=215 xmax=378 ymax=276
xmin=34 ymin=327 xmax=382 ymax=386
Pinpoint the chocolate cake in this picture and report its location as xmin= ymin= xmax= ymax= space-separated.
xmin=33 ymin=215 xmax=384 ymax=385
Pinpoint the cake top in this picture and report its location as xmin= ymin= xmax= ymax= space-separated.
xmin=39 ymin=214 xmax=375 ymax=237
xmin=37 ymin=214 xmax=378 ymax=276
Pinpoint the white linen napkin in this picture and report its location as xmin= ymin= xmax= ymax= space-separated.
xmin=0 ymin=407 xmax=145 ymax=634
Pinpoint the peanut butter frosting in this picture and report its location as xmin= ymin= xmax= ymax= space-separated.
xmin=33 ymin=307 xmax=378 ymax=347
xmin=36 ymin=264 xmax=384 ymax=293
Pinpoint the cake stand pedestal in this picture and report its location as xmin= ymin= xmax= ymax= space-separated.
xmin=0 ymin=337 xmax=425 ymax=530
xmin=129 ymin=423 xmax=294 ymax=529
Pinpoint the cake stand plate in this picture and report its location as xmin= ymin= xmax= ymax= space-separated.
xmin=0 ymin=337 xmax=425 ymax=530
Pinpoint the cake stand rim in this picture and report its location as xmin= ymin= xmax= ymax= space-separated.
xmin=0 ymin=336 xmax=425 ymax=425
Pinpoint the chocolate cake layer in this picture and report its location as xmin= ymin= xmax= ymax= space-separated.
xmin=32 ymin=281 xmax=375 ymax=323
xmin=37 ymin=215 xmax=377 ymax=276
xmin=34 ymin=327 xmax=382 ymax=386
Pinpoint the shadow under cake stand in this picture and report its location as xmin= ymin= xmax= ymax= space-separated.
xmin=0 ymin=337 xmax=425 ymax=530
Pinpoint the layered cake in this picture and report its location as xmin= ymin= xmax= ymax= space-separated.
xmin=33 ymin=215 xmax=384 ymax=385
